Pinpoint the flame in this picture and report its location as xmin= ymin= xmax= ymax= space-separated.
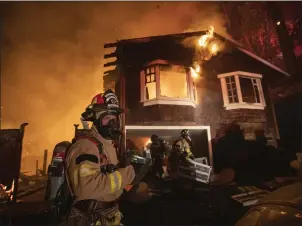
xmin=0 ymin=179 xmax=15 ymax=201
xmin=190 ymin=67 xmax=199 ymax=79
xmin=198 ymin=26 xmax=214 ymax=48
xmin=195 ymin=65 xmax=201 ymax=73
xmin=211 ymin=43 xmax=218 ymax=54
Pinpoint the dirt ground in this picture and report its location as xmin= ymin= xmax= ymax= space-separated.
xmin=0 ymin=176 xmax=247 ymax=226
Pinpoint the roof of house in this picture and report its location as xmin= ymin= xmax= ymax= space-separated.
xmin=104 ymin=30 xmax=290 ymax=77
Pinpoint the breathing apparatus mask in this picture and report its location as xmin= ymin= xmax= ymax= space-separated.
xmin=93 ymin=110 xmax=122 ymax=140
xmin=81 ymin=89 xmax=124 ymax=140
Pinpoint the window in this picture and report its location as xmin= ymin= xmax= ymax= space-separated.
xmin=160 ymin=65 xmax=188 ymax=99
xmin=218 ymin=71 xmax=266 ymax=110
xmin=140 ymin=60 xmax=196 ymax=107
xmin=144 ymin=66 xmax=156 ymax=100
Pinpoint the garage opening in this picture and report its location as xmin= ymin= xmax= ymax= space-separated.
xmin=125 ymin=125 xmax=213 ymax=167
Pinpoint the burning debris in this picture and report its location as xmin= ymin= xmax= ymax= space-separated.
xmin=0 ymin=179 xmax=15 ymax=201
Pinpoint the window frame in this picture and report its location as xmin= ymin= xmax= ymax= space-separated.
xmin=140 ymin=60 xmax=197 ymax=108
xmin=217 ymin=71 xmax=266 ymax=110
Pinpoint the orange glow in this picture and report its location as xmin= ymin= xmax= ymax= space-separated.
xmin=145 ymin=139 xmax=151 ymax=147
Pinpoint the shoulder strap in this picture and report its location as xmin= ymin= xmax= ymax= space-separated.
xmin=75 ymin=135 xmax=104 ymax=155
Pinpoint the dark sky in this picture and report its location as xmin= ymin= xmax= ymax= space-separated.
xmin=0 ymin=2 xmax=228 ymax=171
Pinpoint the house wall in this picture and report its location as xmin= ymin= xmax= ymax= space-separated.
xmin=202 ymin=51 xmax=282 ymax=144
xmin=112 ymin=42 xmax=284 ymax=146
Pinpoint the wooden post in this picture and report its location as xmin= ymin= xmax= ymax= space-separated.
xmin=36 ymin=160 xmax=39 ymax=176
xmin=43 ymin=149 xmax=48 ymax=175
xmin=74 ymin=124 xmax=79 ymax=137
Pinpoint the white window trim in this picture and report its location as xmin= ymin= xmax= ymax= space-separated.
xmin=218 ymin=71 xmax=266 ymax=110
xmin=140 ymin=61 xmax=197 ymax=108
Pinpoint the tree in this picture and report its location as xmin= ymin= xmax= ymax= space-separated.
xmin=221 ymin=2 xmax=284 ymax=68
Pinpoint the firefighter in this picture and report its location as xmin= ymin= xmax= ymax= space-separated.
xmin=150 ymin=134 xmax=168 ymax=180
xmin=174 ymin=129 xmax=195 ymax=161
xmin=168 ymin=129 xmax=195 ymax=179
xmin=64 ymin=89 xmax=135 ymax=226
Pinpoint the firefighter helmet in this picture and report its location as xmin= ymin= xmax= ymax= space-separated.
xmin=81 ymin=89 xmax=123 ymax=140
xmin=81 ymin=89 xmax=123 ymax=122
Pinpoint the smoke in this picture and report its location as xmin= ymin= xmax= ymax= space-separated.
xmin=1 ymin=2 xmax=227 ymax=172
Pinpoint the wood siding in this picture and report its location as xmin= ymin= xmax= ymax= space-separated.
xmin=108 ymin=38 xmax=286 ymax=145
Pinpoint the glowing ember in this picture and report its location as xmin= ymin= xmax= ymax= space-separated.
xmin=198 ymin=26 xmax=214 ymax=47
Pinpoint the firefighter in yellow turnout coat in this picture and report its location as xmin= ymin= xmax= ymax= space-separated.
xmin=168 ymin=129 xmax=195 ymax=178
xmin=174 ymin=129 xmax=195 ymax=161
xmin=64 ymin=90 xmax=135 ymax=226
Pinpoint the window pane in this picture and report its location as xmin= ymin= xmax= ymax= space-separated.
xmin=150 ymin=67 xmax=155 ymax=73
xmin=226 ymin=76 xmax=239 ymax=103
xmin=146 ymin=75 xmax=150 ymax=83
xmin=160 ymin=65 xmax=188 ymax=98
xmin=239 ymin=77 xmax=260 ymax=103
xmin=145 ymin=82 xmax=156 ymax=100
xmin=228 ymin=90 xmax=233 ymax=98
xmin=150 ymin=74 xmax=155 ymax=82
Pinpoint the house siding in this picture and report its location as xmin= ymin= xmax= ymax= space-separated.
xmin=105 ymin=37 xmax=285 ymax=147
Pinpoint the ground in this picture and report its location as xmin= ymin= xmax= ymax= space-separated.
xmin=0 ymin=175 xmax=248 ymax=226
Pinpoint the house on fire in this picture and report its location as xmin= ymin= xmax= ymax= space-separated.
xmin=103 ymin=28 xmax=290 ymax=166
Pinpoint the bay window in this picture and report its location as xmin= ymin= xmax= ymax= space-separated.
xmin=218 ymin=71 xmax=266 ymax=110
xmin=140 ymin=60 xmax=197 ymax=107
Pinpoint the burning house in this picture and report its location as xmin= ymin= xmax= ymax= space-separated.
xmin=103 ymin=27 xmax=290 ymax=167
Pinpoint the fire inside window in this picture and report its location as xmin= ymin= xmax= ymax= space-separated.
xmin=145 ymin=66 xmax=156 ymax=100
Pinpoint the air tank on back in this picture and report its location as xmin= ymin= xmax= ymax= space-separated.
xmin=44 ymin=141 xmax=71 ymax=201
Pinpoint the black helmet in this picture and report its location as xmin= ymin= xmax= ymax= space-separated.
xmin=151 ymin=134 xmax=159 ymax=142
xmin=181 ymin=129 xmax=190 ymax=138
xmin=181 ymin=129 xmax=191 ymax=142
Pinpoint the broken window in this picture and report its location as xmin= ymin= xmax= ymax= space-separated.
xmin=160 ymin=65 xmax=188 ymax=98
xmin=145 ymin=66 xmax=156 ymax=100
xmin=218 ymin=71 xmax=265 ymax=110
xmin=239 ymin=77 xmax=261 ymax=104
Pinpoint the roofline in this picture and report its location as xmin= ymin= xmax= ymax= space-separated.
xmin=104 ymin=30 xmax=290 ymax=77
xmin=237 ymin=47 xmax=290 ymax=77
